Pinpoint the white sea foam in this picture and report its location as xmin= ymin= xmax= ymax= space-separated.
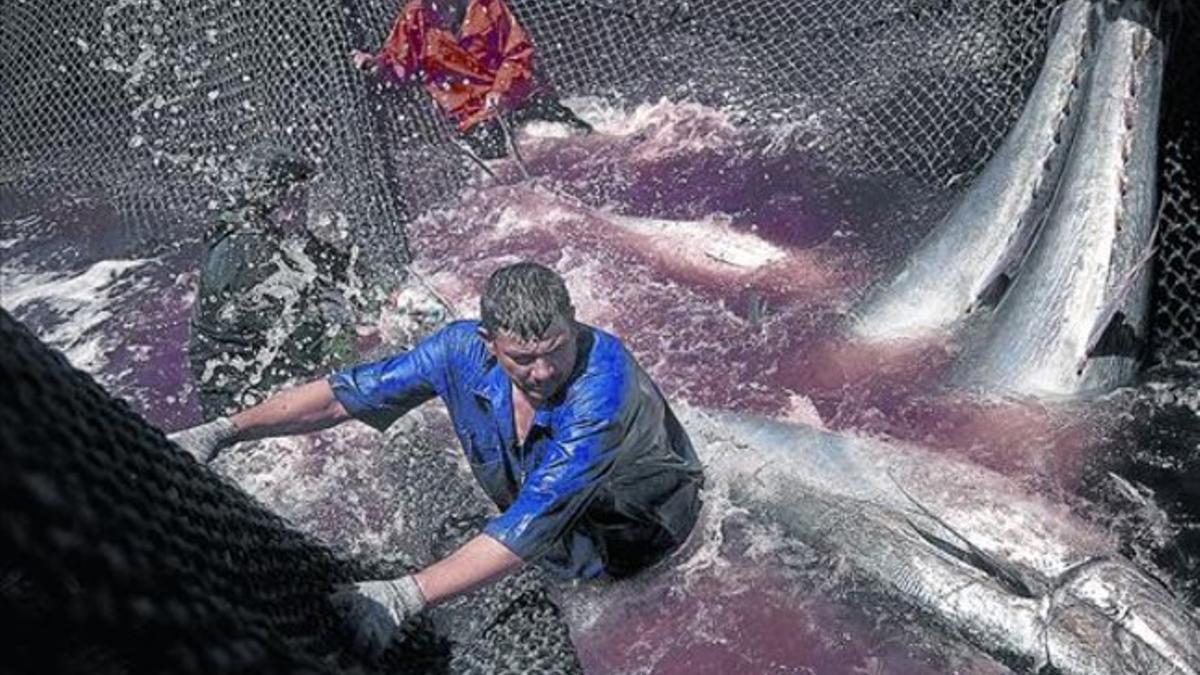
xmin=523 ymin=97 xmax=739 ymax=163
xmin=1 ymin=258 xmax=151 ymax=373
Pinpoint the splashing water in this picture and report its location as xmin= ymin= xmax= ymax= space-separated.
xmin=3 ymin=96 xmax=1197 ymax=673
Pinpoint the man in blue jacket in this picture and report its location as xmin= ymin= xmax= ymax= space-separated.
xmin=170 ymin=261 xmax=704 ymax=657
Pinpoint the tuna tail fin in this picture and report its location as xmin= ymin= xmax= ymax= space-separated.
xmin=889 ymin=472 xmax=1039 ymax=599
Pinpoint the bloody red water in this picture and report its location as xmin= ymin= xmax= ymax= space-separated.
xmin=393 ymin=102 xmax=1121 ymax=672
xmin=4 ymin=98 xmax=1176 ymax=674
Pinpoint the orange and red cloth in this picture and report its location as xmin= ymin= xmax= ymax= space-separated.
xmin=374 ymin=0 xmax=535 ymax=131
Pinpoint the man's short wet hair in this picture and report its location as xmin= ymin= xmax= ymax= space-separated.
xmin=480 ymin=262 xmax=574 ymax=340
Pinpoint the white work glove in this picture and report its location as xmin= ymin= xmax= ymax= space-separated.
xmin=168 ymin=416 xmax=238 ymax=463
xmin=330 ymin=575 xmax=427 ymax=659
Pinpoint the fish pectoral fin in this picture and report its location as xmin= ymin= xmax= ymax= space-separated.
xmin=903 ymin=514 xmax=1039 ymax=600
xmin=904 ymin=514 xmax=980 ymax=568
xmin=890 ymin=472 xmax=1039 ymax=599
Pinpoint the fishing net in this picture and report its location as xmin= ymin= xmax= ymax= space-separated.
xmin=2 ymin=0 xmax=1199 ymax=671
xmin=1150 ymin=27 xmax=1200 ymax=364
xmin=1 ymin=0 xmax=1062 ymax=264
xmin=0 ymin=308 xmax=453 ymax=674
xmin=3 ymin=0 xmax=1195 ymax=357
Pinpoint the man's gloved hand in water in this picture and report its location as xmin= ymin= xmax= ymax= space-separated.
xmin=168 ymin=416 xmax=238 ymax=463
xmin=330 ymin=576 xmax=427 ymax=659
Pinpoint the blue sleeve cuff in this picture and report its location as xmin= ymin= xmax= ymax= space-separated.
xmin=482 ymin=511 xmax=541 ymax=561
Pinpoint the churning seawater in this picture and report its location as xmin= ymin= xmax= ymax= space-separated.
xmin=2 ymin=97 xmax=1197 ymax=674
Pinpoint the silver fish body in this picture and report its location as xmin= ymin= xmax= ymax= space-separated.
xmin=952 ymin=3 xmax=1163 ymax=397
xmin=849 ymin=0 xmax=1095 ymax=342
xmin=689 ymin=408 xmax=1200 ymax=675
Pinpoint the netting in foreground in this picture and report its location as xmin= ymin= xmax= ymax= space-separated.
xmin=0 ymin=308 xmax=450 ymax=673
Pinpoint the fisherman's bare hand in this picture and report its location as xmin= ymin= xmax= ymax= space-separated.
xmin=330 ymin=576 xmax=427 ymax=659
xmin=168 ymin=416 xmax=238 ymax=463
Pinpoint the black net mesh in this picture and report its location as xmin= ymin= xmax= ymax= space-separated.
xmin=499 ymin=0 xmax=1059 ymax=182
xmin=1150 ymin=24 xmax=1200 ymax=364
xmin=0 ymin=308 xmax=451 ymax=673
xmin=1 ymin=0 xmax=454 ymax=270
xmin=3 ymin=2 xmax=1196 ymax=347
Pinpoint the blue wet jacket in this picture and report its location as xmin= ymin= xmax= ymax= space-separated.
xmin=328 ymin=320 xmax=704 ymax=579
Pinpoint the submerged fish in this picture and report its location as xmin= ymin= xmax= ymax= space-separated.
xmin=689 ymin=407 xmax=1200 ymax=675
